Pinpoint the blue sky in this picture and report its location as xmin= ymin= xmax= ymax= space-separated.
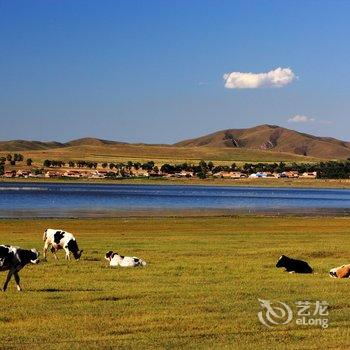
xmin=1 ymin=0 xmax=350 ymax=143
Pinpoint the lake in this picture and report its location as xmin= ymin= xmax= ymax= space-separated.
xmin=0 ymin=182 xmax=350 ymax=218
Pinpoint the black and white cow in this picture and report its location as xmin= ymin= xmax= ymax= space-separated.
xmin=0 ymin=245 xmax=39 ymax=292
xmin=105 ymin=251 xmax=146 ymax=267
xmin=43 ymin=229 xmax=83 ymax=261
xmin=276 ymin=255 xmax=313 ymax=274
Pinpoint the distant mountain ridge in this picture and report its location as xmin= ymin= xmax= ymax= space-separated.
xmin=1 ymin=125 xmax=350 ymax=159
xmin=0 ymin=140 xmax=65 ymax=151
xmin=174 ymin=124 xmax=350 ymax=159
xmin=0 ymin=137 xmax=124 ymax=151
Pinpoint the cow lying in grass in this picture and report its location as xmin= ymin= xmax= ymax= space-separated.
xmin=105 ymin=251 xmax=146 ymax=267
xmin=329 ymin=264 xmax=350 ymax=278
xmin=43 ymin=229 xmax=83 ymax=261
xmin=0 ymin=245 xmax=39 ymax=292
xmin=276 ymin=255 xmax=313 ymax=273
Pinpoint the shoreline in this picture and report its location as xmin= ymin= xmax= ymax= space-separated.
xmin=1 ymin=176 xmax=350 ymax=189
xmin=1 ymin=207 xmax=350 ymax=220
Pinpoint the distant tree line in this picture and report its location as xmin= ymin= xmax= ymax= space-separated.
xmin=0 ymin=154 xmax=33 ymax=173
xmin=1 ymin=153 xmax=26 ymax=166
xmin=43 ymin=160 xmax=66 ymax=168
xmin=35 ymin=159 xmax=350 ymax=179
xmin=2 ymin=156 xmax=350 ymax=180
xmin=239 ymin=161 xmax=350 ymax=179
xmin=153 ymin=160 xmax=350 ymax=179
xmin=0 ymin=157 xmax=4 ymax=176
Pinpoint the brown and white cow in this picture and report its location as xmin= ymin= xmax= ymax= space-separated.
xmin=329 ymin=264 xmax=350 ymax=278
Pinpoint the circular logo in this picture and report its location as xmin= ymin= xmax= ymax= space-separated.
xmin=258 ymin=299 xmax=293 ymax=328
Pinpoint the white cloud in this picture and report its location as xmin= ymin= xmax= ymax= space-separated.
xmin=223 ymin=67 xmax=295 ymax=89
xmin=287 ymin=115 xmax=334 ymax=125
xmin=288 ymin=115 xmax=315 ymax=123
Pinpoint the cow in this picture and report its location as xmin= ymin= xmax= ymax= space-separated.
xmin=0 ymin=245 xmax=39 ymax=292
xmin=276 ymin=255 xmax=313 ymax=274
xmin=329 ymin=264 xmax=350 ymax=278
xmin=43 ymin=229 xmax=83 ymax=261
xmin=105 ymin=251 xmax=146 ymax=267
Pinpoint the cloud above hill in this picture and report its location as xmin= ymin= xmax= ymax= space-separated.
xmin=223 ymin=67 xmax=295 ymax=89
xmin=288 ymin=115 xmax=315 ymax=123
xmin=288 ymin=115 xmax=333 ymax=125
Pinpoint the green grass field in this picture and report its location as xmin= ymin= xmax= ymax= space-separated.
xmin=1 ymin=216 xmax=350 ymax=349
xmin=0 ymin=142 xmax=320 ymax=169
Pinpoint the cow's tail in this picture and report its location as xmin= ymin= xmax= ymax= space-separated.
xmin=140 ymin=259 xmax=147 ymax=267
xmin=43 ymin=229 xmax=48 ymax=242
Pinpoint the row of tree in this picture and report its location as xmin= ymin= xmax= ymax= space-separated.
xmin=43 ymin=160 xmax=68 ymax=168
xmin=238 ymin=161 xmax=350 ymax=179
xmin=2 ymin=157 xmax=350 ymax=179
xmin=43 ymin=159 xmax=156 ymax=171
xmin=160 ymin=160 xmax=350 ymax=179
xmin=0 ymin=154 xmax=32 ymax=170
xmin=5 ymin=153 xmax=24 ymax=162
xmin=1 ymin=154 xmax=32 ymax=166
xmin=41 ymin=158 xmax=350 ymax=179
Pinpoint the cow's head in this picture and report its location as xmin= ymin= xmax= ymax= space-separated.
xmin=73 ymin=250 xmax=83 ymax=261
xmin=67 ymin=239 xmax=83 ymax=260
xmin=329 ymin=267 xmax=338 ymax=278
xmin=105 ymin=251 xmax=114 ymax=261
xmin=30 ymin=248 xmax=40 ymax=264
xmin=276 ymin=255 xmax=288 ymax=268
xmin=18 ymin=248 xmax=40 ymax=265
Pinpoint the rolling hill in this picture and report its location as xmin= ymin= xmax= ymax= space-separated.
xmin=175 ymin=124 xmax=350 ymax=159
xmin=0 ymin=125 xmax=349 ymax=163
xmin=0 ymin=138 xmax=124 ymax=151
xmin=65 ymin=137 xmax=127 ymax=147
xmin=0 ymin=143 xmax=318 ymax=166
xmin=0 ymin=140 xmax=65 ymax=151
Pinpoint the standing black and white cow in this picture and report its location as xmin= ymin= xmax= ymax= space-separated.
xmin=0 ymin=245 xmax=39 ymax=292
xmin=43 ymin=229 xmax=83 ymax=261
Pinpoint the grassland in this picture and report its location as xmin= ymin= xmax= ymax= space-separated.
xmin=1 ymin=216 xmax=350 ymax=349
xmin=0 ymin=143 xmax=320 ymax=168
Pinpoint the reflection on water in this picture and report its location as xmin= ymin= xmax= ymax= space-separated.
xmin=0 ymin=182 xmax=349 ymax=218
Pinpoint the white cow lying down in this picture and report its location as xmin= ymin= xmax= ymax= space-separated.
xmin=105 ymin=251 xmax=146 ymax=267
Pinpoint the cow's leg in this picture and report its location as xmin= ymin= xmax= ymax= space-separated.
xmin=64 ymin=247 xmax=70 ymax=260
xmin=14 ymin=272 xmax=22 ymax=291
xmin=2 ymin=270 xmax=14 ymax=292
xmin=51 ymin=247 xmax=59 ymax=260
xmin=43 ymin=241 xmax=50 ymax=260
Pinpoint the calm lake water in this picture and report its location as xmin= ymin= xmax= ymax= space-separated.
xmin=0 ymin=182 xmax=350 ymax=218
